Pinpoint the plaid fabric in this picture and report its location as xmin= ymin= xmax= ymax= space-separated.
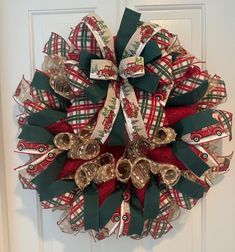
xmin=41 ymin=192 xmax=74 ymax=209
xmin=18 ymin=173 xmax=35 ymax=189
xmin=70 ymin=191 xmax=84 ymax=228
xmin=149 ymin=216 xmax=172 ymax=239
xmin=23 ymin=99 xmax=47 ymax=115
xmin=158 ymin=190 xmax=172 ymax=216
xmin=170 ymin=71 xmax=208 ymax=97
xmin=216 ymin=110 xmax=233 ymax=136
xmin=172 ymin=54 xmax=195 ymax=82
xmin=151 ymin=28 xmax=173 ymax=51
xmin=43 ymin=32 xmax=70 ymax=57
xmin=137 ymin=90 xmax=165 ymax=137
xmin=146 ymin=54 xmax=173 ymax=85
xmin=14 ymin=77 xmax=32 ymax=106
xmin=66 ymin=65 xmax=91 ymax=96
xmin=31 ymin=87 xmax=64 ymax=109
xmin=66 ymin=94 xmax=104 ymax=133
xmin=198 ymin=75 xmax=227 ymax=108
xmin=69 ymin=22 xmax=101 ymax=56
xmin=169 ymin=189 xmax=197 ymax=209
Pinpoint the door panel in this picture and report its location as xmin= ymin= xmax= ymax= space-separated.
xmin=0 ymin=0 xmax=234 ymax=252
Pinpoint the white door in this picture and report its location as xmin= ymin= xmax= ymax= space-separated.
xmin=0 ymin=0 xmax=234 ymax=252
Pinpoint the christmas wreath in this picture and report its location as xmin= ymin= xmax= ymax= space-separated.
xmin=14 ymin=8 xmax=233 ymax=240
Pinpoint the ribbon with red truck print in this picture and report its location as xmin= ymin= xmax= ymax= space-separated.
xmin=14 ymin=8 xmax=233 ymax=240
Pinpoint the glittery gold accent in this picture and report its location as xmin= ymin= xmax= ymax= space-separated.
xmin=159 ymin=164 xmax=181 ymax=186
xmin=93 ymin=153 xmax=116 ymax=184
xmin=125 ymin=136 xmax=154 ymax=161
xmin=152 ymin=127 xmax=176 ymax=146
xmin=74 ymin=162 xmax=99 ymax=190
xmin=68 ymin=139 xmax=100 ymax=160
xmin=54 ymin=132 xmax=77 ymax=151
xmin=42 ymin=55 xmax=65 ymax=76
xmin=50 ymin=73 xmax=73 ymax=99
xmin=131 ymin=158 xmax=150 ymax=189
xmin=168 ymin=202 xmax=181 ymax=221
xmin=116 ymin=158 xmax=132 ymax=183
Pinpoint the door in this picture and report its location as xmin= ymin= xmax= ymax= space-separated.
xmin=0 ymin=0 xmax=234 ymax=251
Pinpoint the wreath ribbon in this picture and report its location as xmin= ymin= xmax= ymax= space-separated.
xmin=77 ymin=9 xmax=162 ymax=143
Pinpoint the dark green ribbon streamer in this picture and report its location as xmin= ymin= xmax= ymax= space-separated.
xmin=141 ymin=40 xmax=162 ymax=64
xmin=108 ymin=108 xmax=127 ymax=146
xmin=167 ymin=80 xmax=209 ymax=106
xmin=84 ymin=80 xmax=109 ymax=103
xmin=174 ymin=176 xmax=205 ymax=199
xmin=31 ymin=152 xmax=67 ymax=190
xmin=27 ymin=109 xmax=66 ymax=127
xmin=79 ymin=51 xmax=100 ymax=71
xmin=143 ymin=175 xmax=160 ymax=220
xmin=174 ymin=109 xmax=218 ymax=137
xmin=32 ymin=70 xmax=53 ymax=91
xmin=99 ymin=188 xmax=123 ymax=229
xmin=129 ymin=73 xmax=160 ymax=93
xmin=19 ymin=125 xmax=54 ymax=145
xmin=115 ymin=8 xmax=141 ymax=63
xmin=128 ymin=191 xmax=144 ymax=236
xmin=39 ymin=180 xmax=77 ymax=201
xmin=84 ymin=183 xmax=99 ymax=231
xmin=172 ymin=141 xmax=210 ymax=177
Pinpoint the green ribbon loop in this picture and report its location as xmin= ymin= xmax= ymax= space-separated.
xmin=141 ymin=40 xmax=162 ymax=64
xmin=129 ymin=73 xmax=160 ymax=93
xmin=128 ymin=191 xmax=144 ymax=236
xmin=32 ymin=70 xmax=52 ymax=91
xmin=31 ymin=152 xmax=67 ymax=190
xmin=174 ymin=176 xmax=205 ymax=199
xmin=172 ymin=141 xmax=210 ymax=177
xmin=19 ymin=125 xmax=55 ymax=145
xmin=84 ymin=183 xmax=99 ymax=231
xmin=143 ymin=175 xmax=160 ymax=220
xmin=99 ymin=188 xmax=123 ymax=229
xmin=79 ymin=51 xmax=100 ymax=71
xmin=174 ymin=109 xmax=218 ymax=137
xmin=167 ymin=80 xmax=209 ymax=106
xmin=84 ymin=80 xmax=109 ymax=103
xmin=27 ymin=109 xmax=66 ymax=127
xmin=39 ymin=180 xmax=77 ymax=201
xmin=115 ymin=8 xmax=141 ymax=63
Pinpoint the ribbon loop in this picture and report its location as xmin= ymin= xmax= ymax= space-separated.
xmin=119 ymin=56 xmax=145 ymax=79
xmin=90 ymin=59 xmax=118 ymax=80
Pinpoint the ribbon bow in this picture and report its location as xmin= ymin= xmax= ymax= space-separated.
xmin=76 ymin=9 xmax=162 ymax=144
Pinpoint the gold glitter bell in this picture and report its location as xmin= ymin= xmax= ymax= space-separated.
xmin=116 ymin=158 xmax=132 ymax=183
xmin=131 ymin=158 xmax=150 ymax=189
xmin=159 ymin=164 xmax=181 ymax=186
xmin=93 ymin=153 xmax=116 ymax=184
xmin=74 ymin=162 xmax=99 ymax=190
xmin=54 ymin=132 xmax=77 ymax=151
